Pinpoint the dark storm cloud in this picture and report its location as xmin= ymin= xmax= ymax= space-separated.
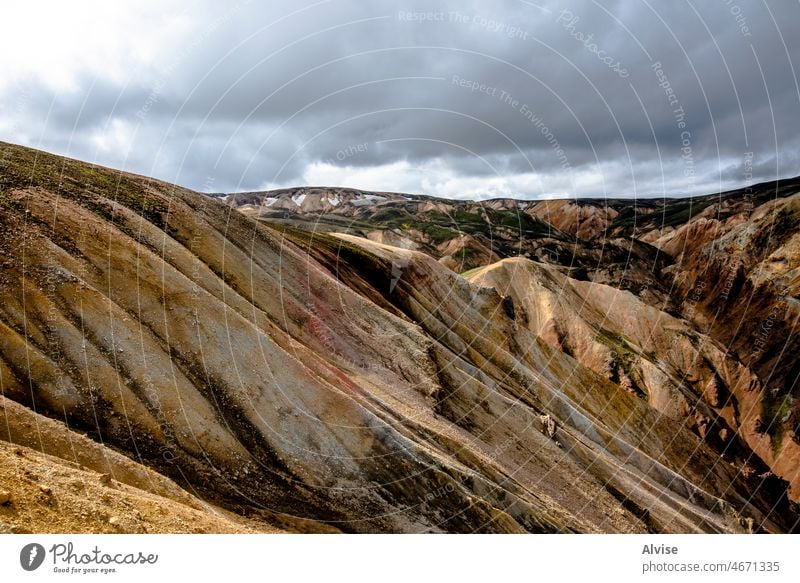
xmin=1 ymin=0 xmax=798 ymax=198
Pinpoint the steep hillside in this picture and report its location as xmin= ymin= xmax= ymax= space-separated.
xmin=228 ymin=179 xmax=800 ymax=492
xmin=467 ymin=258 xmax=799 ymax=500
xmin=0 ymin=142 xmax=797 ymax=533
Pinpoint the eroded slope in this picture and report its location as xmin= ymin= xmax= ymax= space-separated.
xmin=0 ymin=142 xmax=796 ymax=533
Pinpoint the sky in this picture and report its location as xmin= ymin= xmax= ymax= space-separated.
xmin=0 ymin=0 xmax=798 ymax=200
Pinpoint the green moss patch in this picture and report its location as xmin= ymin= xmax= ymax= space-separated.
xmin=763 ymin=393 xmax=793 ymax=453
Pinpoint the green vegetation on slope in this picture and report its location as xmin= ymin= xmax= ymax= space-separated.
xmin=0 ymin=141 xmax=167 ymax=226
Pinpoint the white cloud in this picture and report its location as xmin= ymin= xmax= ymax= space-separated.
xmin=271 ymin=156 xmax=739 ymax=200
xmin=300 ymin=159 xmax=422 ymax=194
xmin=286 ymin=158 xmax=577 ymax=199
xmin=0 ymin=1 xmax=195 ymax=92
xmin=90 ymin=117 xmax=135 ymax=157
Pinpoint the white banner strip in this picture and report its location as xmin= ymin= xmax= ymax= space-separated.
xmin=1 ymin=534 xmax=797 ymax=582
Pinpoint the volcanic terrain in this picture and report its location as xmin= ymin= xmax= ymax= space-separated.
xmin=1 ymin=141 xmax=798 ymax=533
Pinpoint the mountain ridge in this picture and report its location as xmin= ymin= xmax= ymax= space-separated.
xmin=0 ymin=141 xmax=797 ymax=533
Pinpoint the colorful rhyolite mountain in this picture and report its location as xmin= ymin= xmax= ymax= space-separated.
xmin=0 ymin=141 xmax=797 ymax=533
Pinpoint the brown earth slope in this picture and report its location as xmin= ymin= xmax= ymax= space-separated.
xmin=243 ymin=179 xmax=800 ymax=505
xmin=0 ymin=141 xmax=797 ymax=533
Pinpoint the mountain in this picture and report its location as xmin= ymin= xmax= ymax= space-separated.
xmin=221 ymin=177 xmax=800 ymax=506
xmin=221 ymin=187 xmax=676 ymax=305
xmin=0 ymin=141 xmax=797 ymax=533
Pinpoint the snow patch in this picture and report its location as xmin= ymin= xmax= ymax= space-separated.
xmin=291 ymin=193 xmax=307 ymax=206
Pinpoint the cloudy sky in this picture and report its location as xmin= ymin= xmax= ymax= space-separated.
xmin=1 ymin=0 xmax=798 ymax=199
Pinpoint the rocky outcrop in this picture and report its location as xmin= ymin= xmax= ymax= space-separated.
xmin=465 ymin=257 xmax=799 ymax=500
xmin=650 ymin=193 xmax=800 ymax=501
xmin=437 ymin=234 xmax=501 ymax=272
xmin=527 ymin=199 xmax=618 ymax=240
